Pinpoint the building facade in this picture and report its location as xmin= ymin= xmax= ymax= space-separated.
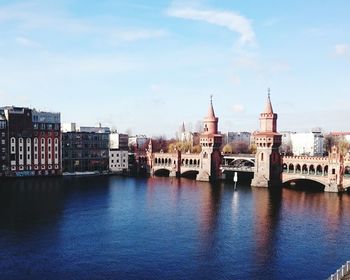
xmin=109 ymin=132 xmax=129 ymax=173
xmin=290 ymin=131 xmax=324 ymax=156
xmin=62 ymin=124 xmax=109 ymax=173
xmin=0 ymin=109 xmax=8 ymax=175
xmin=1 ymin=106 xmax=61 ymax=177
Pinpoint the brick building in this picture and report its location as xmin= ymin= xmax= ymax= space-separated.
xmin=1 ymin=106 xmax=61 ymax=176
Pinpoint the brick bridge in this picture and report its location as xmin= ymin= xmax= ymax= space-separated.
xmin=151 ymin=151 xmax=203 ymax=177
xmin=220 ymin=147 xmax=350 ymax=192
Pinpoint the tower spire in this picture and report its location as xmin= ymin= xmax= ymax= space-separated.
xmin=264 ymin=88 xmax=273 ymax=114
xmin=207 ymin=94 xmax=216 ymax=119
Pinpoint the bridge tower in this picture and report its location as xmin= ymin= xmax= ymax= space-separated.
xmin=325 ymin=146 xmax=345 ymax=192
xmin=251 ymin=91 xmax=282 ymax=188
xmin=197 ymin=96 xmax=223 ymax=181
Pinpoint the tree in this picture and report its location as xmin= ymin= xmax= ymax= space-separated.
xmin=222 ymin=144 xmax=233 ymax=154
xmin=249 ymin=144 xmax=257 ymax=154
xmin=232 ymin=141 xmax=249 ymax=154
xmin=191 ymin=144 xmax=202 ymax=154
xmin=338 ymin=137 xmax=350 ymax=156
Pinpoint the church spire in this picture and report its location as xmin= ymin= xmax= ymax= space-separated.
xmin=181 ymin=122 xmax=185 ymax=133
xmin=264 ymin=88 xmax=274 ymax=114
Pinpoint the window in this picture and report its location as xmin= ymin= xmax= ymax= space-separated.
xmin=11 ymin=137 xmax=15 ymax=144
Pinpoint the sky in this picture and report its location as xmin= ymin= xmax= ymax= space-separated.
xmin=0 ymin=0 xmax=350 ymax=137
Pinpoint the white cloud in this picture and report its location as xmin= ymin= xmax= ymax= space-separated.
xmin=334 ymin=44 xmax=350 ymax=56
xmin=232 ymin=104 xmax=245 ymax=113
xmin=111 ymin=29 xmax=167 ymax=42
xmin=167 ymin=6 xmax=255 ymax=45
xmin=150 ymin=84 xmax=162 ymax=93
xmin=15 ymin=36 xmax=41 ymax=48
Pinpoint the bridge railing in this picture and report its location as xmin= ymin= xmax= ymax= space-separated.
xmin=327 ymin=261 xmax=350 ymax=280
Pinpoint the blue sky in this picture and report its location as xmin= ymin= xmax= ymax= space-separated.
xmin=0 ymin=0 xmax=350 ymax=137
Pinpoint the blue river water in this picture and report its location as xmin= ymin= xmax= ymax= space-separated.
xmin=0 ymin=175 xmax=349 ymax=280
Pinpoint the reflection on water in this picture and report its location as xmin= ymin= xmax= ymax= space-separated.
xmin=0 ymin=176 xmax=350 ymax=279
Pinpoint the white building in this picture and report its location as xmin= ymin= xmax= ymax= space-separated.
xmin=128 ymin=135 xmax=148 ymax=149
xmin=109 ymin=132 xmax=129 ymax=173
xmin=280 ymin=131 xmax=295 ymax=155
xmin=62 ymin=122 xmax=110 ymax=133
xmin=290 ymin=131 xmax=324 ymax=156
xmin=109 ymin=150 xmax=128 ymax=172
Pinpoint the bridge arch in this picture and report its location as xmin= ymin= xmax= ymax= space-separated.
xmin=181 ymin=170 xmax=199 ymax=179
xmin=153 ymin=168 xmax=170 ymax=177
xmin=316 ymin=165 xmax=323 ymax=175
xmin=344 ymin=166 xmax=350 ymax=177
xmin=309 ymin=165 xmax=315 ymax=175
xmin=283 ymin=178 xmax=326 ymax=188
xmin=289 ymin=164 xmax=294 ymax=173
xmin=302 ymin=164 xmax=308 ymax=174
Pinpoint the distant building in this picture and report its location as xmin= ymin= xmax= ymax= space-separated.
xmin=280 ymin=131 xmax=295 ymax=155
xmin=330 ymin=132 xmax=350 ymax=142
xmin=226 ymin=131 xmax=251 ymax=145
xmin=62 ymin=124 xmax=109 ymax=173
xmin=109 ymin=132 xmax=128 ymax=173
xmin=290 ymin=131 xmax=324 ymax=156
xmin=1 ymin=106 xmax=61 ymax=177
xmin=128 ymin=135 xmax=149 ymax=150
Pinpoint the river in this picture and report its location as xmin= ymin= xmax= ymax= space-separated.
xmin=0 ymin=176 xmax=349 ymax=279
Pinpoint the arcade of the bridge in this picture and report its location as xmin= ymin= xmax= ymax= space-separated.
xmin=153 ymin=156 xmax=200 ymax=169
xmin=282 ymin=163 xmax=329 ymax=176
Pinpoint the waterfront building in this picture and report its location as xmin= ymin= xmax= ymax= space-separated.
xmin=109 ymin=132 xmax=129 ymax=173
xmin=62 ymin=124 xmax=109 ymax=173
xmin=0 ymin=109 xmax=8 ymax=175
xmin=290 ymin=130 xmax=324 ymax=156
xmin=1 ymin=106 xmax=61 ymax=176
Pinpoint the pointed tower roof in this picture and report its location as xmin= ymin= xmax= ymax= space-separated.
xmin=206 ymin=95 xmax=216 ymax=119
xmin=181 ymin=122 xmax=185 ymax=133
xmin=264 ymin=88 xmax=274 ymax=114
